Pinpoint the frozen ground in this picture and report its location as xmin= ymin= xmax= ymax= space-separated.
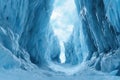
xmin=0 ymin=63 xmax=120 ymax=80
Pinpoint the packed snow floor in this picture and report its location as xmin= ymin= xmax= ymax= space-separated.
xmin=0 ymin=63 xmax=120 ymax=80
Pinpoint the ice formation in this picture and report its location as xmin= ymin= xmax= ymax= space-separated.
xmin=0 ymin=0 xmax=120 ymax=80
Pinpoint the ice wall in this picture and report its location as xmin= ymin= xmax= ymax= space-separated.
xmin=64 ymin=23 xmax=83 ymax=65
xmin=0 ymin=0 xmax=60 ymax=68
xmin=70 ymin=0 xmax=120 ymax=75
xmin=19 ymin=0 xmax=60 ymax=65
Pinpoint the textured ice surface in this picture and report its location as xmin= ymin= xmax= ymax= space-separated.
xmin=0 ymin=0 xmax=120 ymax=80
xmin=69 ymin=0 xmax=120 ymax=75
xmin=0 ymin=0 xmax=60 ymax=66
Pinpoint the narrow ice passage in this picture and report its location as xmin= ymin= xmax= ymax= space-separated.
xmin=0 ymin=0 xmax=120 ymax=79
xmin=50 ymin=0 xmax=78 ymax=63
xmin=59 ymin=41 xmax=66 ymax=63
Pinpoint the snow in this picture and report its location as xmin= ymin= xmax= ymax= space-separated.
xmin=0 ymin=66 xmax=120 ymax=80
xmin=0 ymin=0 xmax=120 ymax=80
xmin=0 ymin=44 xmax=20 ymax=69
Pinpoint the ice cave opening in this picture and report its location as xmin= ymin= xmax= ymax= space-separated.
xmin=50 ymin=0 xmax=78 ymax=64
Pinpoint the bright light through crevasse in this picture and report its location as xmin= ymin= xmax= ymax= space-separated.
xmin=50 ymin=0 xmax=78 ymax=63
